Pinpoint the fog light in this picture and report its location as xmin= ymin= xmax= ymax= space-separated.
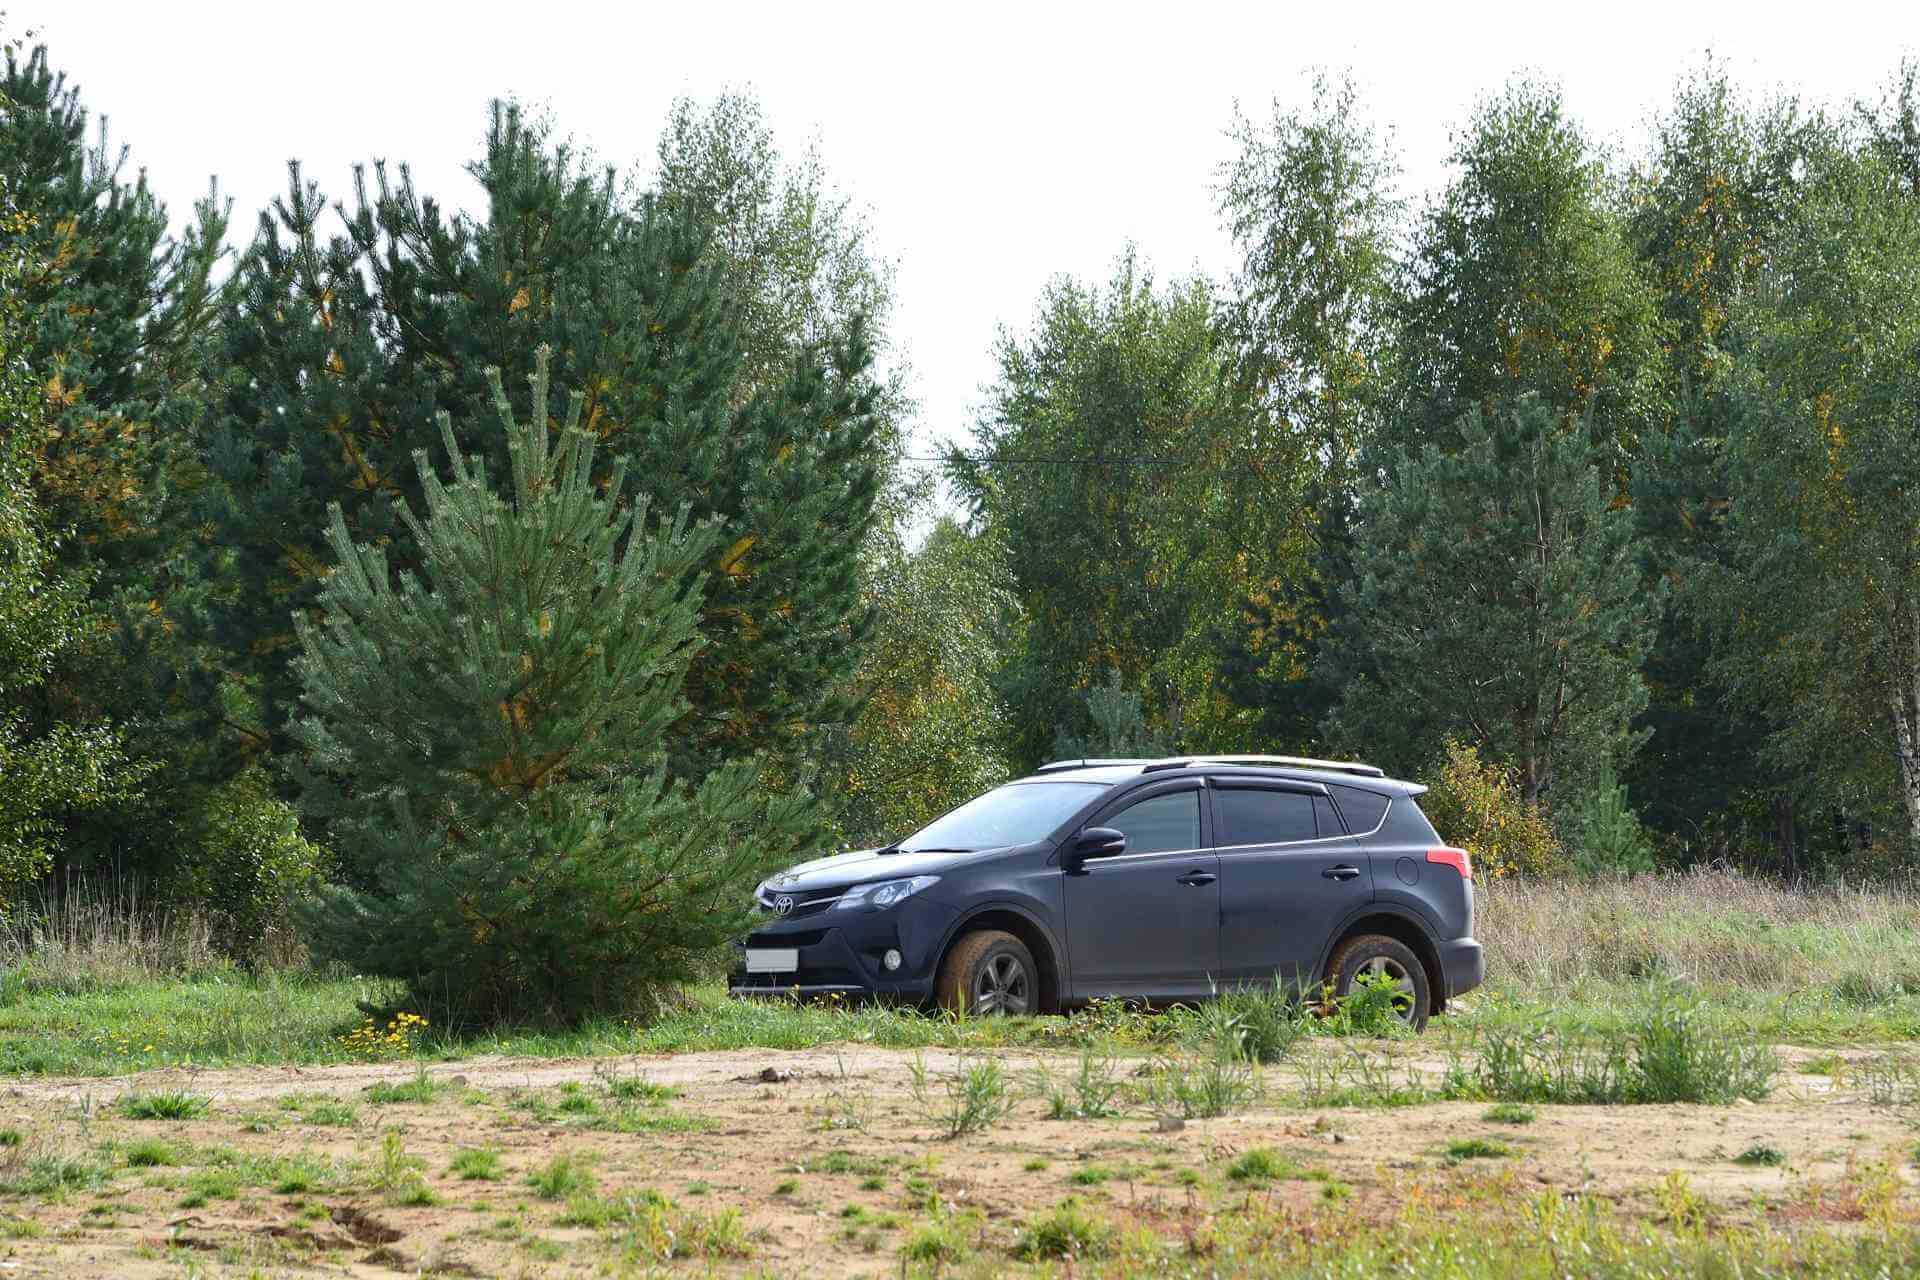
xmin=882 ymin=948 xmax=903 ymax=972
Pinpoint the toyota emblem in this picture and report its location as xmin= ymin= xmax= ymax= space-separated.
xmin=772 ymin=894 xmax=795 ymax=917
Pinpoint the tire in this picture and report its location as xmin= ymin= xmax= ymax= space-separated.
xmin=935 ymin=930 xmax=1038 ymax=1017
xmin=1325 ymin=933 xmax=1431 ymax=1032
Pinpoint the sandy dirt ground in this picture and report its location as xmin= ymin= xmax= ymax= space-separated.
xmin=0 ymin=1043 xmax=1913 ymax=1277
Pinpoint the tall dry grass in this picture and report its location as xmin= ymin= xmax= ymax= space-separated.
xmin=0 ymin=884 xmax=304 ymax=994
xmin=1476 ymin=868 xmax=1920 ymax=1001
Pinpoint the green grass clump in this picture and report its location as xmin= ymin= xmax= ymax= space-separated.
xmin=901 ymin=1210 xmax=977 ymax=1264
xmin=365 ymin=1068 xmax=439 ymax=1105
xmin=450 ymin=1147 xmax=505 ymax=1181
xmin=1444 ymin=1137 xmax=1513 ymax=1163
xmin=122 ymin=1137 xmax=180 ymax=1168
xmin=527 ymin=1153 xmax=596 ymax=1201
xmin=1734 ymin=1144 xmax=1788 ymax=1167
xmin=116 ymin=1090 xmax=210 ymax=1120
xmin=1226 ymin=1148 xmax=1309 ymax=1183
xmin=1014 ymin=1198 xmax=1110 ymax=1261
xmin=1482 ymin=1103 xmax=1536 ymax=1124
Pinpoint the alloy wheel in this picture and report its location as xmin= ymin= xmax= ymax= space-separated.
xmin=972 ymin=952 xmax=1031 ymax=1015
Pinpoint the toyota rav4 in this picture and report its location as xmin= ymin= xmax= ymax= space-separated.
xmin=727 ymin=755 xmax=1483 ymax=1029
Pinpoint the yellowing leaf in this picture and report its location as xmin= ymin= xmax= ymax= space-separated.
xmin=509 ymin=286 xmax=531 ymax=315
xmin=717 ymin=535 xmax=757 ymax=578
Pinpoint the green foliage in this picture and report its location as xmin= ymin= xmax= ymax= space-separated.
xmin=1013 ymin=1198 xmax=1110 ymax=1261
xmin=169 ymin=771 xmax=325 ymax=954
xmin=1050 ymin=670 xmax=1170 ymax=761
xmin=294 ymin=351 xmax=824 ymax=1024
xmin=1465 ymin=995 xmax=1776 ymax=1104
xmin=1400 ymin=80 xmax=1664 ymax=459
xmin=1329 ymin=400 xmax=1660 ymax=804
xmin=826 ymin=518 xmax=1013 ymax=846
xmin=1562 ymin=772 xmax=1658 ymax=877
xmin=1420 ymin=739 xmax=1564 ymax=879
xmin=211 ymin=101 xmax=885 ymax=779
xmin=115 ymin=1090 xmax=209 ymax=1120
xmin=952 ymin=251 xmax=1299 ymax=762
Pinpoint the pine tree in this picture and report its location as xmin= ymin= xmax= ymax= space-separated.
xmin=1325 ymin=398 xmax=1660 ymax=804
xmin=296 ymin=350 xmax=826 ymax=1024
xmin=0 ymin=44 xmax=236 ymax=887
xmin=210 ymin=103 xmax=883 ymax=777
xmin=0 ymin=160 xmax=145 ymax=904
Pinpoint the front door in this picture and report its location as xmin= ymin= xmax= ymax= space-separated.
xmin=1062 ymin=783 xmax=1221 ymax=999
xmin=1211 ymin=782 xmax=1373 ymax=991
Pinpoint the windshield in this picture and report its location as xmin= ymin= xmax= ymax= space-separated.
xmin=901 ymin=781 xmax=1106 ymax=853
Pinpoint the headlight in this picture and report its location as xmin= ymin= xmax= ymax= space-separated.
xmin=833 ymin=875 xmax=940 ymax=911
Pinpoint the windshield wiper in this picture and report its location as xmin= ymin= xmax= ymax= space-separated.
xmin=901 ymin=846 xmax=973 ymax=854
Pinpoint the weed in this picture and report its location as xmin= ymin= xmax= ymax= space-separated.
xmin=1653 ymin=1170 xmax=1708 ymax=1232
xmin=1482 ymin=1102 xmax=1536 ymax=1124
xmin=1033 ymin=1046 xmax=1124 ymax=1119
xmin=116 ymin=1090 xmax=209 ymax=1121
xmin=1226 ymin=1148 xmax=1308 ymax=1183
xmin=1213 ymin=984 xmax=1309 ymax=1062
xmin=5 ymin=1153 xmax=111 ymax=1197
xmin=372 ymin=1130 xmax=431 ymax=1204
xmin=901 ymin=1209 xmax=978 ymax=1264
xmin=336 ymin=1010 xmax=429 ymax=1061
xmin=527 ymin=1153 xmax=596 ymax=1201
xmin=1147 ymin=1053 xmax=1256 ymax=1118
xmin=365 ymin=1065 xmax=440 ymax=1105
xmin=1444 ymin=1137 xmax=1513 ymax=1163
xmin=817 ymin=1052 xmax=874 ymax=1133
xmin=123 ymin=1137 xmax=179 ymax=1167
xmin=177 ymin=1168 xmax=239 ymax=1207
xmin=1067 ymin=1164 xmax=1118 ymax=1186
xmin=1024 ymin=1157 xmax=1049 ymax=1172
xmin=909 ymin=1051 xmax=1014 ymax=1138
xmin=1734 ymin=1144 xmax=1787 ymax=1167
xmin=1014 ymin=1197 xmax=1110 ymax=1261
xmin=1633 ymin=995 xmax=1776 ymax=1104
xmin=773 ymin=1178 xmax=799 ymax=1195
xmin=1324 ymin=969 xmax=1415 ymax=1036
xmin=450 ymin=1147 xmax=505 ymax=1181
xmin=0 ymin=1130 xmax=19 ymax=1147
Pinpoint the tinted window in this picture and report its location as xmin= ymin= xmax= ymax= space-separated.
xmin=1215 ymin=788 xmax=1317 ymax=846
xmin=1329 ymin=785 xmax=1390 ymax=834
xmin=1105 ymin=791 xmax=1201 ymax=855
xmin=903 ymin=781 xmax=1106 ymax=852
xmin=1313 ymin=795 xmax=1343 ymax=838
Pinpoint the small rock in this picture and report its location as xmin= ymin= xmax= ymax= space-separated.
xmin=1155 ymin=1116 xmax=1186 ymax=1133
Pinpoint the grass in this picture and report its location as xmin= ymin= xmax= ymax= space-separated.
xmin=1225 ymin=1148 xmax=1310 ymax=1183
xmin=1444 ymin=1137 xmax=1514 ymax=1163
xmin=6 ymin=871 xmax=1920 ymax=1079
xmin=1735 ymin=1144 xmax=1789 ymax=1167
xmin=527 ymin=1153 xmax=596 ymax=1200
xmin=1014 ymin=1198 xmax=1110 ymax=1261
xmin=115 ymin=1091 xmax=210 ymax=1120
xmin=450 ymin=1147 xmax=505 ymax=1181
xmin=1482 ymin=1102 xmax=1536 ymax=1124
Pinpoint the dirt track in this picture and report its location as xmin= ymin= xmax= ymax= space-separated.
xmin=1 ymin=1044 xmax=1913 ymax=1277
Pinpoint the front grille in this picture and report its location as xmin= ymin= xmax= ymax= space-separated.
xmin=755 ymin=886 xmax=843 ymax=920
xmin=745 ymin=929 xmax=826 ymax=949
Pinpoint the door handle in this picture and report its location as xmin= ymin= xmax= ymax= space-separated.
xmin=1176 ymin=870 xmax=1217 ymax=887
xmin=1322 ymin=865 xmax=1362 ymax=882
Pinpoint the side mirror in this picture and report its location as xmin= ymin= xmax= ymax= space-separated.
xmin=1065 ymin=826 xmax=1127 ymax=869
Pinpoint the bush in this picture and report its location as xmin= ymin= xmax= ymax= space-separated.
xmin=172 ymin=772 xmax=326 ymax=958
xmin=1420 ymin=739 xmax=1563 ymax=879
xmin=293 ymin=353 xmax=824 ymax=1025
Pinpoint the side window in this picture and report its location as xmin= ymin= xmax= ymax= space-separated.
xmin=1329 ymin=785 xmax=1390 ymax=834
xmin=1103 ymin=791 xmax=1201 ymax=856
xmin=1215 ymin=788 xmax=1317 ymax=847
xmin=1313 ymin=795 xmax=1343 ymax=838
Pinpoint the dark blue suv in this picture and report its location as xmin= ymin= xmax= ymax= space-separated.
xmin=727 ymin=756 xmax=1483 ymax=1030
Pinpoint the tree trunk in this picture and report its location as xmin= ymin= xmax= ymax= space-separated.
xmin=1891 ymin=677 xmax=1920 ymax=853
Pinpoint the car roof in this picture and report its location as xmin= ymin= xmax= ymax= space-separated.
xmin=1018 ymin=756 xmax=1425 ymax=796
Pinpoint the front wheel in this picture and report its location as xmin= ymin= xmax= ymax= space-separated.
xmin=935 ymin=930 xmax=1037 ymax=1016
xmin=1325 ymin=934 xmax=1431 ymax=1032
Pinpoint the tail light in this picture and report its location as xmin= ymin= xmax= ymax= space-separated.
xmin=1426 ymin=847 xmax=1472 ymax=880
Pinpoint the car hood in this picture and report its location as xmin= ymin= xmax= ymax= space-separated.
xmin=759 ymin=845 xmax=994 ymax=894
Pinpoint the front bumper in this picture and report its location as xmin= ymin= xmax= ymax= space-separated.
xmin=726 ymin=896 xmax=957 ymax=1003
xmin=1436 ymin=936 xmax=1486 ymax=1000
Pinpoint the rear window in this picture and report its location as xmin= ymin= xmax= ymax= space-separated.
xmin=1329 ymin=784 xmax=1390 ymax=834
xmin=1214 ymin=788 xmax=1317 ymax=846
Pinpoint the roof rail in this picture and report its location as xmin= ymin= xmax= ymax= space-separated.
xmin=1034 ymin=757 xmax=1155 ymax=774
xmin=1140 ymin=754 xmax=1386 ymax=779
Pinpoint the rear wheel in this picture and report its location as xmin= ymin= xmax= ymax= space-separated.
xmin=1325 ymin=933 xmax=1431 ymax=1032
xmin=935 ymin=930 xmax=1037 ymax=1016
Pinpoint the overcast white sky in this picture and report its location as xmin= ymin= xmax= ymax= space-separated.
xmin=23 ymin=2 xmax=1920 ymax=461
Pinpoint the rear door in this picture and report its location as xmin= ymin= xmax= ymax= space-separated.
xmin=1211 ymin=781 xmax=1374 ymax=991
xmin=1061 ymin=781 xmax=1221 ymax=999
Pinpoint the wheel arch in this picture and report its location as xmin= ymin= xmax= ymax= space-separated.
xmin=1320 ymin=905 xmax=1447 ymax=1015
xmin=938 ymin=902 xmax=1066 ymax=1014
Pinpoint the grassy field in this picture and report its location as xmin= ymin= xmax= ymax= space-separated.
xmin=4 ymin=870 xmax=1919 ymax=1076
xmin=5 ymin=871 xmax=1920 ymax=1276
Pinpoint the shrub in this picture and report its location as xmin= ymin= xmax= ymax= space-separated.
xmin=293 ymin=352 xmax=824 ymax=1025
xmin=171 ymin=771 xmax=327 ymax=958
xmin=1420 ymin=739 xmax=1563 ymax=879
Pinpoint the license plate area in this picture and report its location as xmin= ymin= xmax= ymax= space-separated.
xmin=745 ymin=948 xmax=799 ymax=974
